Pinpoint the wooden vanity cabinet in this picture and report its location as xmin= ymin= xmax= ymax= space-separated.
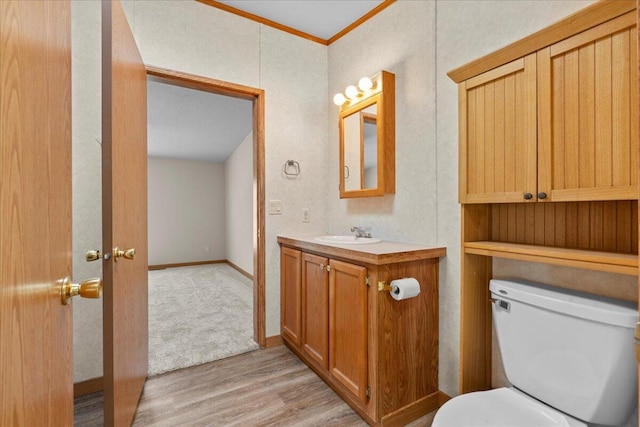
xmin=458 ymin=8 xmax=638 ymax=204
xmin=278 ymin=236 xmax=446 ymax=426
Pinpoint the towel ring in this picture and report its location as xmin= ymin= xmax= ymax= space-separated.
xmin=283 ymin=160 xmax=300 ymax=177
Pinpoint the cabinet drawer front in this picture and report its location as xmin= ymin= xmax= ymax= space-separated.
xmin=301 ymin=253 xmax=329 ymax=369
xmin=329 ymin=260 xmax=368 ymax=402
xmin=538 ymin=12 xmax=638 ymax=201
xmin=459 ymin=54 xmax=537 ymax=204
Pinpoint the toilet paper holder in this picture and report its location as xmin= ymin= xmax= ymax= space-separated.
xmin=377 ymin=281 xmax=394 ymax=292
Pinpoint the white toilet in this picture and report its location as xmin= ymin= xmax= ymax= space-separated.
xmin=433 ymin=278 xmax=639 ymax=427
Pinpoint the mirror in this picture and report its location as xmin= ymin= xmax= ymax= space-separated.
xmin=339 ymin=71 xmax=395 ymax=198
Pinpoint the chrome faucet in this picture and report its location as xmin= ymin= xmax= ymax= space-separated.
xmin=350 ymin=226 xmax=371 ymax=238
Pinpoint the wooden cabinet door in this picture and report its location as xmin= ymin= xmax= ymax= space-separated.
xmin=301 ymin=253 xmax=329 ymax=369
xmin=281 ymin=247 xmax=302 ymax=345
xmin=538 ymin=11 xmax=638 ymax=202
xmin=329 ymin=260 xmax=368 ymax=402
xmin=459 ymin=54 xmax=537 ymax=204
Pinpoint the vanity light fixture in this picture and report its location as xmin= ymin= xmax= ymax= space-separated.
xmin=333 ymin=93 xmax=346 ymax=106
xmin=333 ymin=74 xmax=378 ymax=106
xmin=345 ymin=85 xmax=360 ymax=100
xmin=358 ymin=77 xmax=373 ymax=91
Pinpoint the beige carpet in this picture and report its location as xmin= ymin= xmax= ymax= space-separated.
xmin=147 ymin=263 xmax=259 ymax=376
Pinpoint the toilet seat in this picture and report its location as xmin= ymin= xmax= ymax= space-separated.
xmin=432 ymin=387 xmax=586 ymax=427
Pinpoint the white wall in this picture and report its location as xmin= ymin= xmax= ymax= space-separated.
xmin=148 ymin=158 xmax=226 ymax=265
xmin=225 ymin=132 xmax=254 ymax=275
xmin=71 ymin=0 xmax=103 ymax=383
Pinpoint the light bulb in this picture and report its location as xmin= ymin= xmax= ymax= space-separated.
xmin=358 ymin=77 xmax=373 ymax=91
xmin=333 ymin=93 xmax=346 ymax=106
xmin=345 ymin=85 xmax=359 ymax=99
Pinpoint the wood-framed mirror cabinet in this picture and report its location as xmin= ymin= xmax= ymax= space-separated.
xmin=338 ymin=70 xmax=395 ymax=198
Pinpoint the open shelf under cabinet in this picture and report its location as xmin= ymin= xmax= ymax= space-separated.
xmin=464 ymin=241 xmax=637 ymax=276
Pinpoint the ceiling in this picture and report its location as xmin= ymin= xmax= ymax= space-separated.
xmin=215 ymin=1 xmax=386 ymax=41
xmin=148 ymin=2 xmax=388 ymax=162
xmin=147 ymin=79 xmax=253 ymax=162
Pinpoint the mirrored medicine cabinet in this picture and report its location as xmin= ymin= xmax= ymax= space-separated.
xmin=338 ymin=70 xmax=395 ymax=198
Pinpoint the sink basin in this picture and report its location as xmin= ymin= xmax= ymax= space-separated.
xmin=314 ymin=235 xmax=382 ymax=245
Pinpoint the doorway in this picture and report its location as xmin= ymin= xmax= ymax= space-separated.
xmin=146 ymin=72 xmax=260 ymax=374
xmin=146 ymin=66 xmax=266 ymax=348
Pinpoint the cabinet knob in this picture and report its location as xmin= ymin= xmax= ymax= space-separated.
xmin=537 ymin=192 xmax=547 ymax=200
xmin=320 ymin=264 xmax=325 ymax=270
xmin=523 ymin=193 xmax=533 ymax=200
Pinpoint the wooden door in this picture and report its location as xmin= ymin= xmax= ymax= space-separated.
xmin=538 ymin=11 xmax=638 ymax=202
xmin=458 ymin=54 xmax=537 ymax=204
xmin=0 ymin=1 xmax=73 ymax=424
xmin=302 ymin=253 xmax=329 ymax=369
xmin=281 ymin=247 xmax=302 ymax=346
xmin=329 ymin=260 xmax=368 ymax=402
xmin=102 ymin=1 xmax=148 ymax=425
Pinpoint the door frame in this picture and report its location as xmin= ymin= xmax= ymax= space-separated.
xmin=145 ymin=66 xmax=266 ymax=346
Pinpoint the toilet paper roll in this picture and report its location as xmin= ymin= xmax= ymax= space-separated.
xmin=390 ymin=277 xmax=421 ymax=301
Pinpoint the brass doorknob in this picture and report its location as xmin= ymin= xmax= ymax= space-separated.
xmin=113 ymin=247 xmax=135 ymax=262
xmin=61 ymin=277 xmax=102 ymax=305
xmin=86 ymin=250 xmax=102 ymax=262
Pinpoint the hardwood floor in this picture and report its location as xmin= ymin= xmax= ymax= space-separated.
xmin=75 ymin=346 xmax=436 ymax=426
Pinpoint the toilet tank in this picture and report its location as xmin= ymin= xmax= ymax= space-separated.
xmin=490 ymin=279 xmax=638 ymax=426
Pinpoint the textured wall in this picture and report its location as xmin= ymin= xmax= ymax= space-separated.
xmin=225 ymin=132 xmax=254 ymax=275
xmin=71 ymin=0 xmax=103 ymax=383
xmin=148 ymin=158 xmax=226 ymax=265
xmin=435 ymin=0 xmax=596 ymax=396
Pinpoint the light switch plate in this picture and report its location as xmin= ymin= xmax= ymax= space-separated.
xmin=269 ymin=200 xmax=282 ymax=215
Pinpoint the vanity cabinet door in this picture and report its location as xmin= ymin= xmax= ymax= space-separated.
xmin=280 ymin=247 xmax=301 ymax=346
xmin=301 ymin=253 xmax=329 ymax=369
xmin=537 ymin=12 xmax=638 ymax=202
xmin=459 ymin=54 xmax=537 ymax=204
xmin=329 ymin=259 xmax=368 ymax=403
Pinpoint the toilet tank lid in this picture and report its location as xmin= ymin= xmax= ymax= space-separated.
xmin=490 ymin=279 xmax=638 ymax=328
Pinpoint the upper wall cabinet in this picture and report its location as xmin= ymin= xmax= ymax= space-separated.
xmin=456 ymin=8 xmax=638 ymax=204
xmin=458 ymin=54 xmax=538 ymax=203
xmin=538 ymin=12 xmax=638 ymax=202
xmin=337 ymin=71 xmax=395 ymax=199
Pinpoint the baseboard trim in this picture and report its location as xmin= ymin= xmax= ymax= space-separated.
xmin=74 ymin=376 xmax=103 ymax=397
xmin=438 ymin=391 xmax=452 ymax=406
xmin=226 ymin=260 xmax=253 ymax=280
xmin=380 ymin=390 xmax=441 ymax=426
xmin=148 ymin=259 xmax=226 ymax=271
xmin=265 ymin=335 xmax=284 ymax=348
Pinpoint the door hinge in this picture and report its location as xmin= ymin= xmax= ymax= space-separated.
xmin=366 ymin=276 xmax=369 ymax=287
xmin=365 ymin=386 xmax=371 ymax=399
